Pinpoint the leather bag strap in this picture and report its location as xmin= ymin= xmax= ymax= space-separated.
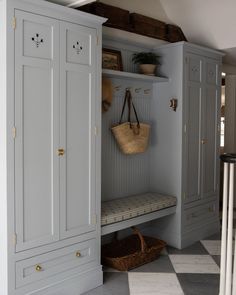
xmin=119 ymin=89 xmax=140 ymax=128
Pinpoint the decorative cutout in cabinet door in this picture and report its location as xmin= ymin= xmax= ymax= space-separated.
xmin=206 ymin=63 xmax=217 ymax=85
xmin=31 ymin=33 xmax=44 ymax=48
xmin=73 ymin=41 xmax=83 ymax=54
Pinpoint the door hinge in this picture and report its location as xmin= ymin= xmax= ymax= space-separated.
xmin=184 ymin=124 xmax=187 ymax=133
xmin=92 ymin=214 xmax=97 ymax=225
xmin=13 ymin=17 xmax=16 ymax=30
xmin=94 ymin=126 xmax=98 ymax=136
xmin=183 ymin=192 xmax=186 ymax=200
xmin=185 ymin=57 xmax=188 ymax=64
xmin=13 ymin=233 xmax=17 ymax=246
xmin=218 ymin=123 xmax=221 ymax=132
xmin=12 ymin=126 xmax=16 ymax=139
xmin=96 ymin=35 xmax=99 ymax=45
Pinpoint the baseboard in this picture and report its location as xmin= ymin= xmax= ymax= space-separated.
xmin=181 ymin=219 xmax=220 ymax=249
xmin=29 ymin=266 xmax=103 ymax=295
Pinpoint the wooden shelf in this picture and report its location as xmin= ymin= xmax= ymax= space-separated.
xmin=102 ymin=69 xmax=169 ymax=83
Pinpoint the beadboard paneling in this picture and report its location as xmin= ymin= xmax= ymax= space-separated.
xmin=102 ymin=78 xmax=153 ymax=201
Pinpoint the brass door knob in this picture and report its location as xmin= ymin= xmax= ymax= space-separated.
xmin=76 ymin=251 xmax=81 ymax=257
xmin=57 ymin=148 xmax=65 ymax=156
xmin=35 ymin=264 xmax=42 ymax=272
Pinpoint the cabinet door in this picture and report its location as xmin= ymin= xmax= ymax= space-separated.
xmin=201 ymin=59 xmax=220 ymax=198
xmin=184 ymin=54 xmax=203 ymax=203
xmin=15 ymin=11 xmax=60 ymax=251
xmin=59 ymin=21 xmax=97 ymax=239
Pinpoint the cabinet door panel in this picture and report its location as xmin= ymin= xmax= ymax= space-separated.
xmin=202 ymin=86 xmax=219 ymax=198
xmin=206 ymin=61 xmax=218 ymax=85
xmin=60 ymin=21 xmax=97 ymax=239
xmin=187 ymin=55 xmax=202 ymax=83
xmin=184 ymin=84 xmax=202 ymax=203
xmin=15 ymin=11 xmax=60 ymax=251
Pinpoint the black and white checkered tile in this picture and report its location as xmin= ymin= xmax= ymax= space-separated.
xmin=84 ymin=232 xmax=222 ymax=295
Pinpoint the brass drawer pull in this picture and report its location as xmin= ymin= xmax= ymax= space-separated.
xmin=35 ymin=264 xmax=42 ymax=272
xmin=76 ymin=251 xmax=81 ymax=257
xmin=57 ymin=148 xmax=65 ymax=156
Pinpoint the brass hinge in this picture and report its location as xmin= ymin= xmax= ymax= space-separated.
xmin=94 ymin=126 xmax=98 ymax=136
xmin=13 ymin=233 xmax=17 ymax=246
xmin=184 ymin=124 xmax=187 ymax=133
xmin=92 ymin=214 xmax=97 ymax=225
xmin=13 ymin=17 xmax=16 ymax=30
xmin=12 ymin=126 xmax=16 ymax=139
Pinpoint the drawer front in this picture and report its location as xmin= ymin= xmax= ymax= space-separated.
xmin=184 ymin=201 xmax=217 ymax=229
xmin=15 ymin=239 xmax=96 ymax=288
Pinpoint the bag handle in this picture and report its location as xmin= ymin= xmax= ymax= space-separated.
xmin=131 ymin=226 xmax=147 ymax=253
xmin=119 ymin=90 xmax=140 ymax=128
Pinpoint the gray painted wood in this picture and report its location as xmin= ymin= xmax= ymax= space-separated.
xmin=15 ymin=10 xmax=60 ymax=252
xmin=102 ymin=80 xmax=152 ymax=201
xmin=151 ymin=43 xmax=222 ymax=248
xmin=0 ymin=1 xmax=105 ymax=294
xmin=184 ymin=54 xmax=203 ymax=203
xmin=59 ymin=20 xmax=97 ymax=240
xmin=101 ymin=206 xmax=176 ymax=236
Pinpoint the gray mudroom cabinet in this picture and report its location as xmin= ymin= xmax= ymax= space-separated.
xmin=150 ymin=42 xmax=223 ymax=248
xmin=0 ymin=0 xmax=105 ymax=294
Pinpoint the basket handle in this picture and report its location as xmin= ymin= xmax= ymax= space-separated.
xmin=119 ymin=90 xmax=140 ymax=128
xmin=131 ymin=226 xmax=147 ymax=253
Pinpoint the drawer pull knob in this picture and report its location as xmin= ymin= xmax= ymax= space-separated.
xmin=76 ymin=251 xmax=81 ymax=257
xmin=57 ymin=148 xmax=65 ymax=156
xmin=35 ymin=265 xmax=42 ymax=272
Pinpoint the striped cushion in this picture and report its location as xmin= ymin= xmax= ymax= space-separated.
xmin=101 ymin=192 xmax=177 ymax=226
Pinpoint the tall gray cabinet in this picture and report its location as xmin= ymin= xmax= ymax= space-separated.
xmin=0 ymin=0 xmax=105 ymax=294
xmin=150 ymin=42 xmax=223 ymax=248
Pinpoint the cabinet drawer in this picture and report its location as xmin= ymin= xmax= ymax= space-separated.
xmin=15 ymin=239 xmax=96 ymax=288
xmin=184 ymin=201 xmax=217 ymax=228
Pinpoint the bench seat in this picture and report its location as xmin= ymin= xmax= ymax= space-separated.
xmin=101 ymin=192 xmax=177 ymax=236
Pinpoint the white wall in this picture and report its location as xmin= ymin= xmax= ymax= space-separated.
xmin=225 ymin=75 xmax=236 ymax=153
xmin=223 ymin=63 xmax=236 ymax=75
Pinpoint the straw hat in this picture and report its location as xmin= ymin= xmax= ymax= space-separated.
xmin=102 ymin=78 xmax=113 ymax=112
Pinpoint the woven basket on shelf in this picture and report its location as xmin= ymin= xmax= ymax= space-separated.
xmin=102 ymin=227 xmax=166 ymax=271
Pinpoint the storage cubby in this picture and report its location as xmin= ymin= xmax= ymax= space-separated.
xmin=102 ymin=37 xmax=223 ymax=249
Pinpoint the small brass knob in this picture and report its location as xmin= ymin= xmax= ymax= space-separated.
xmin=57 ymin=148 xmax=65 ymax=156
xmin=76 ymin=251 xmax=81 ymax=257
xmin=35 ymin=265 xmax=42 ymax=272
xmin=201 ymin=139 xmax=206 ymax=145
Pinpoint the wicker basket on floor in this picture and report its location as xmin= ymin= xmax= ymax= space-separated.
xmin=102 ymin=227 xmax=166 ymax=271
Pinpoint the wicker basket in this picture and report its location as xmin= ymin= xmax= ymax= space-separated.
xmin=102 ymin=227 xmax=166 ymax=271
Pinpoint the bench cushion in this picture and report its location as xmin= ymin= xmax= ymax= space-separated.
xmin=101 ymin=192 xmax=177 ymax=226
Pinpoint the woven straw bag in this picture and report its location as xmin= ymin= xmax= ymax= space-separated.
xmin=111 ymin=89 xmax=150 ymax=154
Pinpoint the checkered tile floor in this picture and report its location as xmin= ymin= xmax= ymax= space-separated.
xmin=83 ymin=232 xmax=222 ymax=295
